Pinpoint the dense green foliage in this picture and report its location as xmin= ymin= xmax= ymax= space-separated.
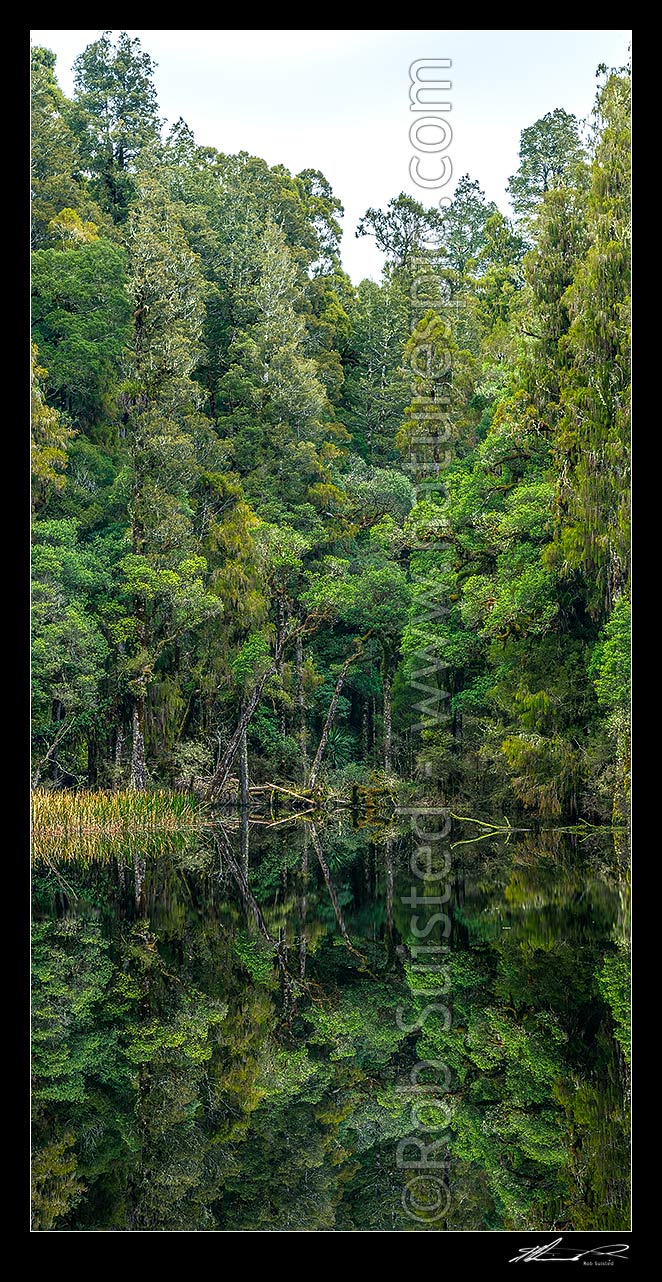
xmin=30 ymin=36 xmax=631 ymax=1234
xmin=30 ymin=823 xmax=629 ymax=1231
xmin=31 ymin=35 xmax=630 ymax=821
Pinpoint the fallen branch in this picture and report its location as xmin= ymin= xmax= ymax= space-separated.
xmin=248 ymin=782 xmax=315 ymax=805
xmin=248 ymin=811 xmax=316 ymax=828
xmin=448 ymin=811 xmax=521 ymax=830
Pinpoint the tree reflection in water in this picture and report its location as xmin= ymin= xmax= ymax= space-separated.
xmin=31 ymin=816 xmax=630 ymax=1231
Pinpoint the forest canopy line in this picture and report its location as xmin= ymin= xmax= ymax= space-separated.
xmin=31 ymin=35 xmax=631 ymax=822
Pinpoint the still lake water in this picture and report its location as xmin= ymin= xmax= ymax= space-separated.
xmin=32 ymin=812 xmax=630 ymax=1231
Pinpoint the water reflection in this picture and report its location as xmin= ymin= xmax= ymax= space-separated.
xmin=31 ymin=813 xmax=630 ymax=1231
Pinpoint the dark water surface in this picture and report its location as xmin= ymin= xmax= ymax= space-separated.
xmin=31 ymin=813 xmax=630 ymax=1231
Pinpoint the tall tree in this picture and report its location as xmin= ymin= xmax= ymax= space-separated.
xmin=216 ymin=216 xmax=346 ymax=525
xmin=357 ymin=193 xmax=444 ymax=272
xmin=31 ymin=46 xmax=110 ymax=248
xmin=119 ymin=175 xmax=219 ymax=785
xmin=440 ymin=174 xmax=499 ymax=281
xmin=551 ymin=68 xmax=631 ymax=616
xmin=507 ymin=108 xmax=588 ymax=224
xmin=342 ymin=276 xmax=410 ymax=463
xmin=71 ymin=31 xmax=161 ymax=221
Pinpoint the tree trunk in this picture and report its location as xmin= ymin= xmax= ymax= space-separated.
xmin=240 ymin=806 xmax=250 ymax=873
xmin=300 ymin=829 xmax=308 ymax=979
xmin=278 ymin=599 xmax=286 ymax=737
xmin=115 ymin=724 xmax=126 ymax=769
xmin=215 ymin=830 xmax=272 ymax=943
xmin=87 ymin=732 xmax=98 ymax=788
xmin=296 ymin=633 xmax=308 ymax=783
xmin=384 ymin=836 xmax=396 ymax=960
xmin=130 ymin=490 xmax=147 ymax=791
xmin=310 ymin=824 xmax=364 ymax=961
xmin=309 ymin=824 xmax=351 ymax=944
xmin=32 ymin=711 xmax=74 ymax=788
xmin=207 ymin=631 xmax=289 ymax=800
xmin=50 ymin=700 xmax=66 ymax=784
xmin=239 ymin=727 xmax=249 ymax=870
xmin=308 ymin=634 xmax=371 ymax=788
xmin=308 ymin=655 xmax=353 ymax=788
xmin=130 ymin=696 xmax=147 ymax=790
xmin=239 ymin=726 xmax=249 ymax=809
xmin=383 ymin=672 xmax=392 ymax=773
xmin=361 ymin=698 xmax=369 ymax=763
xmin=134 ymin=851 xmax=146 ymax=912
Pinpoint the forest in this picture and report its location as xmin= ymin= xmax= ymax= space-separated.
xmin=30 ymin=32 xmax=631 ymax=1234
xmin=31 ymin=34 xmax=630 ymax=822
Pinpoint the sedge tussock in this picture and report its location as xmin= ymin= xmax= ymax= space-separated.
xmin=31 ymin=789 xmax=203 ymax=864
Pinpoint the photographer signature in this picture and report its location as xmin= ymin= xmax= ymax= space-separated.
xmin=510 ymin=1237 xmax=629 ymax=1263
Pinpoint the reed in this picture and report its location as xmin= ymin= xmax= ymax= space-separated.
xmin=31 ymin=789 xmax=203 ymax=864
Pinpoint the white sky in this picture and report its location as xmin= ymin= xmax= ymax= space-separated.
xmin=31 ymin=29 xmax=631 ymax=283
